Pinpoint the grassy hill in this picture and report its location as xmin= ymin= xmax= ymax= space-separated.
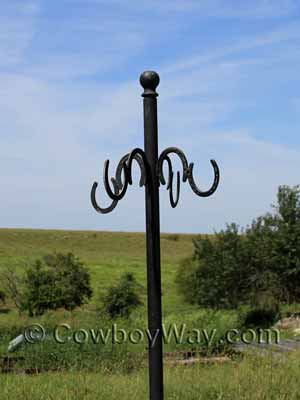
xmin=0 ymin=228 xmax=197 ymax=265
xmin=1 ymin=229 xmax=299 ymax=399
xmin=0 ymin=228 xmax=203 ymax=316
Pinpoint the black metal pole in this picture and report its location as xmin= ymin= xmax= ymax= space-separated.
xmin=91 ymin=69 xmax=220 ymax=400
xmin=140 ymin=71 xmax=163 ymax=400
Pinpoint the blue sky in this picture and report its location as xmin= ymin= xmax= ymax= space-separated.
xmin=1 ymin=0 xmax=300 ymax=233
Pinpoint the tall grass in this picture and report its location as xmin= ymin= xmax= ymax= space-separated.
xmin=1 ymin=352 xmax=299 ymax=399
xmin=1 ymin=228 xmax=300 ymax=398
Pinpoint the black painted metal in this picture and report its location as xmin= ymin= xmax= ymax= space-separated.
xmin=141 ymin=71 xmax=164 ymax=400
xmin=157 ymin=147 xmax=220 ymax=207
xmin=91 ymin=70 xmax=220 ymax=400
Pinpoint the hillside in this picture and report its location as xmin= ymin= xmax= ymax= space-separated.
xmin=0 ymin=228 xmax=203 ymax=315
xmin=0 ymin=228 xmax=198 ymax=265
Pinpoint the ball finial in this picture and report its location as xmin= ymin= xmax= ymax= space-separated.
xmin=140 ymin=71 xmax=160 ymax=97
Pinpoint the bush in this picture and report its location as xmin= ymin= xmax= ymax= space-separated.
xmin=176 ymin=185 xmax=300 ymax=309
xmin=22 ymin=252 xmax=92 ymax=316
xmin=0 ymin=265 xmax=24 ymax=313
xmin=271 ymin=185 xmax=300 ymax=302
xmin=176 ymin=223 xmax=250 ymax=309
xmin=100 ymin=272 xmax=143 ymax=319
xmin=239 ymin=307 xmax=280 ymax=329
xmin=175 ymin=257 xmax=198 ymax=304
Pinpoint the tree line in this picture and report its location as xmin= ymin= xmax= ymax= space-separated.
xmin=176 ymin=185 xmax=300 ymax=313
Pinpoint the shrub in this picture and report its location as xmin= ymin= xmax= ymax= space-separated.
xmin=22 ymin=252 xmax=92 ymax=316
xmin=176 ymin=185 xmax=300 ymax=309
xmin=175 ymin=257 xmax=198 ymax=304
xmin=271 ymin=185 xmax=300 ymax=302
xmin=101 ymin=272 xmax=143 ymax=319
xmin=0 ymin=265 xmax=24 ymax=313
xmin=176 ymin=223 xmax=250 ymax=309
xmin=239 ymin=307 xmax=280 ymax=329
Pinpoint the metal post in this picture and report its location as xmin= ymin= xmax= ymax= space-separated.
xmin=140 ymin=71 xmax=163 ymax=400
xmin=90 ymin=70 xmax=220 ymax=400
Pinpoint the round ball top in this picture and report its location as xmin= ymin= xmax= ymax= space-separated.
xmin=140 ymin=71 xmax=160 ymax=96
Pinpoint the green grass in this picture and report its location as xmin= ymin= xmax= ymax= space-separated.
xmin=1 ymin=228 xmax=300 ymax=398
xmin=0 ymin=228 xmax=196 ymax=265
xmin=0 ymin=228 xmax=216 ymax=366
xmin=0 ymin=228 xmax=200 ymax=317
xmin=1 ymin=352 xmax=300 ymax=399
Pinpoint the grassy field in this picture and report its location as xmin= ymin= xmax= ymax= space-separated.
xmin=0 ymin=228 xmax=299 ymax=399
xmin=0 ymin=228 xmax=209 ymax=358
xmin=0 ymin=228 xmax=199 ymax=315
xmin=1 ymin=353 xmax=300 ymax=399
xmin=0 ymin=228 xmax=196 ymax=264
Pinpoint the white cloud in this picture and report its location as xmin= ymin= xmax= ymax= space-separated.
xmin=21 ymin=29 xmax=145 ymax=81
xmin=161 ymin=21 xmax=300 ymax=74
xmin=1 ymin=2 xmax=300 ymax=232
xmin=1 ymin=62 xmax=299 ymax=232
